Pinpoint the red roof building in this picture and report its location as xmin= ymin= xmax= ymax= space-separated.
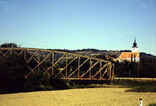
xmin=119 ymin=52 xmax=140 ymax=62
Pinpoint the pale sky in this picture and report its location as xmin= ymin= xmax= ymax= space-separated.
xmin=0 ymin=0 xmax=156 ymax=55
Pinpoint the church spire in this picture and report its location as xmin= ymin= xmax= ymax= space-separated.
xmin=132 ymin=37 xmax=138 ymax=48
xmin=132 ymin=37 xmax=138 ymax=52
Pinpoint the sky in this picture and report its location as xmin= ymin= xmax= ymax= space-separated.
xmin=0 ymin=0 xmax=156 ymax=55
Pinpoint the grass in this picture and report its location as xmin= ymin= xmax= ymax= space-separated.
xmin=149 ymin=103 xmax=156 ymax=106
xmin=112 ymin=79 xmax=156 ymax=92
xmin=0 ymin=79 xmax=155 ymax=106
xmin=70 ymin=79 xmax=156 ymax=92
xmin=0 ymin=88 xmax=156 ymax=106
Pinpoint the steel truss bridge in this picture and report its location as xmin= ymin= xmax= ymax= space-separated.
xmin=0 ymin=48 xmax=114 ymax=81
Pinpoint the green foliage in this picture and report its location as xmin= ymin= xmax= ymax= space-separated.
xmin=1 ymin=46 xmax=156 ymax=94
xmin=139 ymin=55 xmax=156 ymax=78
xmin=49 ymin=76 xmax=70 ymax=90
xmin=96 ymin=55 xmax=107 ymax=60
xmin=149 ymin=103 xmax=156 ymax=106
xmin=0 ymin=43 xmax=18 ymax=47
xmin=0 ymin=54 xmax=27 ymax=93
xmin=25 ymin=72 xmax=75 ymax=91
xmin=113 ymin=79 xmax=156 ymax=92
xmin=126 ymin=85 xmax=156 ymax=92
xmin=0 ymin=53 xmax=73 ymax=93
xmin=96 ymin=52 xmax=156 ymax=78
xmin=114 ymin=61 xmax=138 ymax=77
xmin=65 ymin=80 xmax=107 ymax=89
xmin=24 ymin=71 xmax=54 ymax=91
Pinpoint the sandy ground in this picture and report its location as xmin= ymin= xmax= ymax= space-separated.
xmin=0 ymin=88 xmax=156 ymax=106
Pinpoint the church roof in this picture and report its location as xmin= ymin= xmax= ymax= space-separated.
xmin=119 ymin=52 xmax=139 ymax=61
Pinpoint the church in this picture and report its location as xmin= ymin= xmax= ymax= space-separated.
xmin=119 ymin=38 xmax=140 ymax=62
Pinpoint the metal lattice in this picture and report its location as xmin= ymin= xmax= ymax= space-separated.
xmin=0 ymin=48 xmax=114 ymax=81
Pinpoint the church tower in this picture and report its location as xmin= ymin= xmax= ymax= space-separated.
xmin=132 ymin=38 xmax=138 ymax=52
xmin=119 ymin=37 xmax=140 ymax=62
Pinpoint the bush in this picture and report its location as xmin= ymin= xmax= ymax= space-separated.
xmin=24 ymin=71 xmax=74 ymax=91
xmin=24 ymin=71 xmax=54 ymax=91
xmin=0 ymin=53 xmax=74 ymax=93
xmin=49 ymin=76 xmax=69 ymax=90
xmin=149 ymin=103 xmax=156 ymax=106
xmin=0 ymin=54 xmax=27 ymax=93
xmin=113 ymin=79 xmax=156 ymax=92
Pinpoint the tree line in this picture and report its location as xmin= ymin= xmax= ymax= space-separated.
xmin=0 ymin=43 xmax=156 ymax=94
xmin=0 ymin=43 xmax=74 ymax=93
xmin=96 ymin=53 xmax=156 ymax=78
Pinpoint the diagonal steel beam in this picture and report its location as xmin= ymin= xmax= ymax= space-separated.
xmin=102 ymin=65 xmax=109 ymax=78
xmin=25 ymin=53 xmax=51 ymax=77
xmin=26 ymin=51 xmax=38 ymax=63
xmin=0 ymin=50 xmax=4 ymax=57
xmin=68 ymin=58 xmax=90 ymax=78
xmin=92 ymin=63 xmax=108 ymax=78
xmin=18 ymin=49 xmax=25 ymax=55
xmin=53 ymin=54 xmax=66 ymax=66
xmin=2 ymin=50 xmax=10 ymax=57
xmin=41 ymin=66 xmax=51 ymax=77
xmin=55 ymin=69 xmax=66 ymax=77
xmin=24 ymin=65 xmax=34 ymax=78
xmin=46 ymin=53 xmax=66 ymax=73
xmin=54 ymin=56 xmax=78 ymax=78
xmin=63 ymin=56 xmax=77 ymax=70
xmin=80 ymin=61 xmax=99 ymax=78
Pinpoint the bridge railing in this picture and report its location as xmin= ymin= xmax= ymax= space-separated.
xmin=0 ymin=47 xmax=114 ymax=81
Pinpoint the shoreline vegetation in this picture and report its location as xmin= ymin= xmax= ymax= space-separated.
xmin=1 ymin=77 xmax=156 ymax=94
xmin=69 ymin=78 xmax=156 ymax=92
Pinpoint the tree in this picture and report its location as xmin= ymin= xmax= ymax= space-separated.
xmin=0 ymin=54 xmax=27 ymax=93
xmin=0 ymin=43 xmax=18 ymax=48
xmin=114 ymin=61 xmax=137 ymax=77
xmin=139 ymin=54 xmax=156 ymax=78
xmin=24 ymin=70 xmax=53 ymax=91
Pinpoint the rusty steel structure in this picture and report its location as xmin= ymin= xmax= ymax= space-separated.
xmin=0 ymin=48 xmax=114 ymax=81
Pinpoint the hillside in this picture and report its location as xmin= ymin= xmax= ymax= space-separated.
xmin=54 ymin=48 xmax=156 ymax=61
xmin=54 ymin=49 xmax=156 ymax=78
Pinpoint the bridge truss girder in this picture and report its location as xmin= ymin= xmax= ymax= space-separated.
xmin=0 ymin=48 xmax=114 ymax=81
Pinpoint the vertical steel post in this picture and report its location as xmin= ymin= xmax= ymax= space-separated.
xmin=24 ymin=49 xmax=27 ymax=60
xmin=89 ymin=58 xmax=92 ymax=78
xmin=10 ymin=48 xmax=13 ymax=55
xmin=38 ymin=50 xmax=40 ymax=71
xmin=100 ymin=61 xmax=102 ymax=79
xmin=78 ymin=56 xmax=80 ymax=78
xmin=66 ymin=54 xmax=68 ymax=78
xmin=109 ymin=63 xmax=112 ymax=80
xmin=112 ymin=64 xmax=115 ymax=81
xmin=52 ymin=52 xmax=54 ymax=75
